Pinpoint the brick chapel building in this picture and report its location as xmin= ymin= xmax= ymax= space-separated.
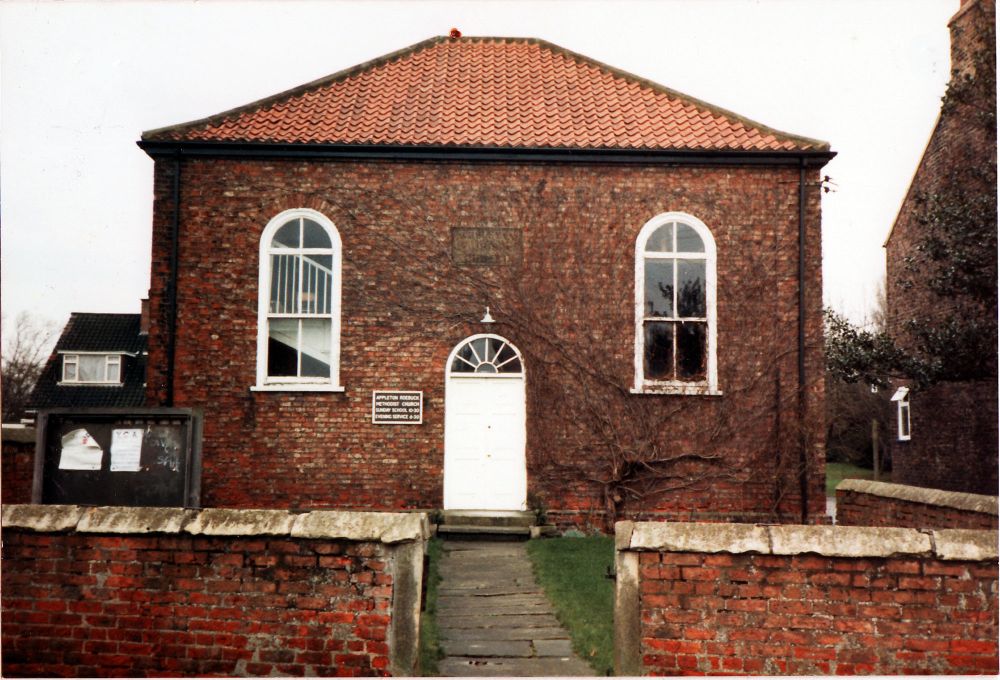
xmin=884 ymin=0 xmax=998 ymax=495
xmin=138 ymin=35 xmax=834 ymax=528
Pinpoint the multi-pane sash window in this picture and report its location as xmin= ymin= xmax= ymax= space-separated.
xmin=634 ymin=213 xmax=718 ymax=394
xmin=62 ymin=354 xmax=122 ymax=383
xmin=256 ymin=209 xmax=342 ymax=389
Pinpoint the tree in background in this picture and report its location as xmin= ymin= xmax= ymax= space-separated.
xmin=1 ymin=312 xmax=55 ymax=422
xmin=824 ymin=281 xmax=893 ymax=469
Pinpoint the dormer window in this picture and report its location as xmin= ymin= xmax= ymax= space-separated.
xmin=62 ymin=354 xmax=122 ymax=384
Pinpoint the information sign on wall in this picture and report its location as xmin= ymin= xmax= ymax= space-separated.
xmin=371 ymin=391 xmax=423 ymax=425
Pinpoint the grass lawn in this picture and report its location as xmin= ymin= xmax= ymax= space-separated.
xmin=418 ymin=537 xmax=443 ymax=676
xmin=826 ymin=462 xmax=875 ymax=496
xmin=526 ymin=535 xmax=615 ymax=676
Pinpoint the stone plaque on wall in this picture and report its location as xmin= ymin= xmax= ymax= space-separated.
xmin=451 ymin=228 xmax=522 ymax=266
xmin=371 ymin=391 xmax=423 ymax=425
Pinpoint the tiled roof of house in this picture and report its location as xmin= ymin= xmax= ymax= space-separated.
xmin=27 ymin=313 xmax=147 ymax=411
xmin=143 ymin=36 xmax=828 ymax=153
xmin=56 ymin=314 xmax=146 ymax=354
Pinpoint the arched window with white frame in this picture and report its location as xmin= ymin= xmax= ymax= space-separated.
xmin=254 ymin=208 xmax=343 ymax=391
xmin=633 ymin=212 xmax=718 ymax=395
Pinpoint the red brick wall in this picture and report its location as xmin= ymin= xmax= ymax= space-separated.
xmin=890 ymin=380 xmax=999 ymax=494
xmin=1 ymin=438 xmax=33 ymax=505
xmin=837 ymin=482 xmax=998 ymax=530
xmin=2 ymin=531 xmax=396 ymax=676
xmin=145 ymin=157 xmax=827 ymax=524
xmin=617 ymin=522 xmax=1000 ymax=675
xmin=636 ymin=550 xmax=998 ymax=675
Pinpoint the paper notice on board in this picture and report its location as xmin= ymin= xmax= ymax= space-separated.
xmin=58 ymin=429 xmax=103 ymax=470
xmin=110 ymin=428 xmax=144 ymax=472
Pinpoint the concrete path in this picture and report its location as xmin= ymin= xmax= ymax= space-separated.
xmin=436 ymin=540 xmax=596 ymax=677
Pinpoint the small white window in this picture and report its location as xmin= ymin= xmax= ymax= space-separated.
xmin=61 ymin=354 xmax=123 ymax=384
xmin=633 ymin=212 xmax=718 ymax=395
xmin=254 ymin=208 xmax=343 ymax=392
xmin=891 ymin=387 xmax=911 ymax=441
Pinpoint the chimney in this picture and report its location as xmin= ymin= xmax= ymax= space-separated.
xmin=948 ymin=0 xmax=992 ymax=80
xmin=140 ymin=298 xmax=150 ymax=335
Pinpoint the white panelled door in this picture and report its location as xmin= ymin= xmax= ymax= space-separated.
xmin=444 ymin=335 xmax=526 ymax=510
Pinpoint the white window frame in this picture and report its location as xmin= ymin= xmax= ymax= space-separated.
xmin=59 ymin=352 xmax=125 ymax=385
xmin=891 ymin=387 xmax=911 ymax=441
xmin=252 ymin=208 xmax=344 ymax=392
xmin=632 ymin=211 xmax=719 ymax=395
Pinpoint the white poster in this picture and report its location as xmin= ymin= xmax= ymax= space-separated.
xmin=58 ymin=428 xmax=103 ymax=470
xmin=110 ymin=428 xmax=144 ymax=472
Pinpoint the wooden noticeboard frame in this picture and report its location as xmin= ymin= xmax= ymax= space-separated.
xmin=32 ymin=408 xmax=203 ymax=508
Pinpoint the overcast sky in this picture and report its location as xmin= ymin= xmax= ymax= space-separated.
xmin=1 ymin=0 xmax=955 ymax=348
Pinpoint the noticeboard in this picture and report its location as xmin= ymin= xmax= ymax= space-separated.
xmin=32 ymin=408 xmax=203 ymax=508
xmin=371 ymin=391 xmax=423 ymax=425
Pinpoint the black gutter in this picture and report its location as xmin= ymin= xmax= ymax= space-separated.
xmin=138 ymin=140 xmax=835 ymax=166
xmin=165 ymin=151 xmax=182 ymax=407
xmin=797 ymin=157 xmax=809 ymax=523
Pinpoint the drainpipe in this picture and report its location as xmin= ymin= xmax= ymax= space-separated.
xmin=797 ymin=157 xmax=809 ymax=523
xmin=166 ymin=151 xmax=182 ymax=407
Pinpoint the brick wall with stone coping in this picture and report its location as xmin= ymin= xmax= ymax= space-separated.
xmin=837 ymin=479 xmax=998 ymax=530
xmin=614 ymin=521 xmax=999 ymax=675
xmin=0 ymin=505 xmax=428 ymax=677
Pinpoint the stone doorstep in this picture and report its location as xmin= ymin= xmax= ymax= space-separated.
xmin=441 ymin=510 xmax=536 ymax=528
xmin=436 ymin=524 xmax=531 ymax=540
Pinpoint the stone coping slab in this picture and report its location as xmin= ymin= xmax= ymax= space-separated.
xmin=836 ymin=479 xmax=999 ymax=515
xmin=618 ymin=521 xmax=998 ymax=561
xmin=2 ymin=504 xmax=429 ymax=544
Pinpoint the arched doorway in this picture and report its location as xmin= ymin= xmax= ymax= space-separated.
xmin=443 ymin=334 xmax=527 ymax=510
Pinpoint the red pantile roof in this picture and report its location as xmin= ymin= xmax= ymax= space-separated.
xmin=143 ymin=36 xmax=828 ymax=153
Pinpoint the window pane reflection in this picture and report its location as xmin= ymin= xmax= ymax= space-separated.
xmin=644 ymin=223 xmax=674 ymax=252
xmin=677 ymin=323 xmax=706 ymax=379
xmin=268 ymin=319 xmax=298 ymax=377
xmin=677 ymin=261 xmax=706 ymax=317
xmin=644 ymin=260 xmax=674 ymax=317
xmin=675 ymin=223 xmax=705 ymax=253
xmin=300 ymin=319 xmax=332 ymax=377
xmin=272 ymin=220 xmax=300 ymax=249
xmin=644 ymin=322 xmax=674 ymax=380
xmin=302 ymin=219 xmax=332 ymax=249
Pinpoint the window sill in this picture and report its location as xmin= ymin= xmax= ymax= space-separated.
xmin=57 ymin=382 xmax=124 ymax=387
xmin=251 ymin=384 xmax=345 ymax=393
xmin=631 ymin=384 xmax=723 ymax=396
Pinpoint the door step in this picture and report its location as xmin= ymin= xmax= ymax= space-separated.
xmin=436 ymin=524 xmax=532 ymax=541
xmin=437 ymin=511 xmax=558 ymax=541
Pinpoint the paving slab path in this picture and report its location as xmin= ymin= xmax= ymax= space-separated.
xmin=436 ymin=540 xmax=596 ymax=677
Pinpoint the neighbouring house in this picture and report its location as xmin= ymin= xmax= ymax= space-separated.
xmin=884 ymin=0 xmax=998 ymax=494
xmin=26 ymin=309 xmax=149 ymax=415
xmin=137 ymin=34 xmax=833 ymax=528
